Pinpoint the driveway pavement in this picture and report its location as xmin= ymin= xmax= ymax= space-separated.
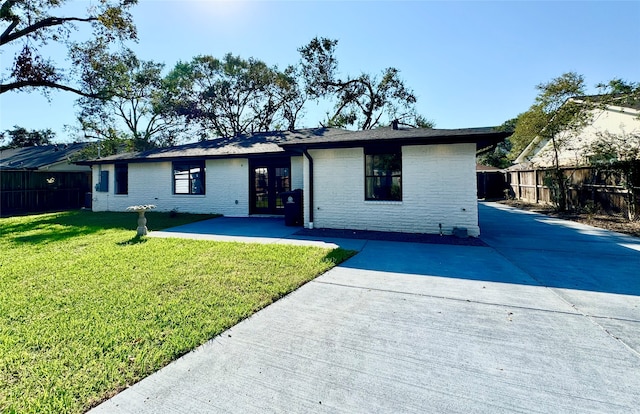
xmin=90 ymin=202 xmax=640 ymax=413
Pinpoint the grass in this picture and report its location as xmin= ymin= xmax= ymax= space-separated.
xmin=0 ymin=211 xmax=354 ymax=413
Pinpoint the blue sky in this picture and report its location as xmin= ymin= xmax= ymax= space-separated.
xmin=1 ymin=0 xmax=639 ymax=142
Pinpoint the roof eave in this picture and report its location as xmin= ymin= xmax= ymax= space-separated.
xmin=76 ymin=149 xmax=299 ymax=165
xmin=280 ymin=131 xmax=511 ymax=151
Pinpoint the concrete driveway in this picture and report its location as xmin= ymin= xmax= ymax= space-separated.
xmin=90 ymin=202 xmax=640 ymax=413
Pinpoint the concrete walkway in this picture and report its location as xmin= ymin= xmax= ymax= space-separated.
xmin=147 ymin=216 xmax=368 ymax=251
xmin=90 ymin=202 xmax=640 ymax=413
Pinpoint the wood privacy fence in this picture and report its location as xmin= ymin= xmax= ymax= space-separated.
xmin=507 ymin=167 xmax=640 ymax=215
xmin=1 ymin=171 xmax=91 ymax=217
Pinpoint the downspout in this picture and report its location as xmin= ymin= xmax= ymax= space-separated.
xmin=302 ymin=148 xmax=314 ymax=228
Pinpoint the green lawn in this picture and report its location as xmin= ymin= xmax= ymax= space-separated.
xmin=0 ymin=211 xmax=353 ymax=413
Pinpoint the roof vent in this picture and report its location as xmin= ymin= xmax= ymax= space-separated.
xmin=391 ymin=119 xmax=399 ymax=130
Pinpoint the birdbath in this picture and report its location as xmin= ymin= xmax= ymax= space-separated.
xmin=126 ymin=205 xmax=156 ymax=236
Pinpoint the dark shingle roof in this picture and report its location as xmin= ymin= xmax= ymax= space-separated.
xmin=82 ymin=128 xmax=350 ymax=164
xmin=0 ymin=143 xmax=90 ymax=170
xmin=79 ymin=126 xmax=511 ymax=165
xmin=279 ymin=126 xmax=509 ymax=149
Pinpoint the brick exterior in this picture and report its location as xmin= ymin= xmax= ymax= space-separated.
xmin=291 ymin=156 xmax=303 ymax=190
xmin=92 ymin=159 xmax=249 ymax=216
xmin=92 ymin=156 xmax=306 ymax=216
xmin=304 ymin=144 xmax=480 ymax=236
xmin=91 ymin=147 xmax=479 ymax=236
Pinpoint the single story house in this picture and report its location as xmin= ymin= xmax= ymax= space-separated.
xmin=78 ymin=126 xmax=509 ymax=237
xmin=1 ymin=143 xmax=91 ymax=216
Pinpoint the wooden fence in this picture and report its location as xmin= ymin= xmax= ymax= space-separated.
xmin=507 ymin=167 xmax=639 ymax=215
xmin=1 ymin=171 xmax=91 ymax=216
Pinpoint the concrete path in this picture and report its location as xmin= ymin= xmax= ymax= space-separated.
xmin=148 ymin=216 xmax=368 ymax=251
xmin=90 ymin=202 xmax=640 ymax=413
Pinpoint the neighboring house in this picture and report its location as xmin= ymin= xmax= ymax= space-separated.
xmin=0 ymin=143 xmax=92 ymax=216
xmin=514 ymin=99 xmax=640 ymax=168
xmin=509 ymin=98 xmax=640 ymax=210
xmin=78 ymin=126 xmax=509 ymax=237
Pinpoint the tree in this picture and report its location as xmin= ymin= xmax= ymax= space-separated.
xmin=298 ymin=37 xmax=431 ymax=130
xmin=278 ymin=64 xmax=307 ymax=131
xmin=505 ymin=107 xmax=548 ymax=161
xmin=510 ymin=72 xmax=590 ymax=211
xmin=0 ymin=125 xmax=54 ymax=148
xmin=165 ymin=54 xmax=300 ymax=138
xmin=596 ymin=78 xmax=640 ymax=98
xmin=70 ymin=128 xmax=131 ymax=160
xmin=586 ymin=131 xmax=640 ymax=220
xmin=74 ymin=47 xmax=181 ymax=151
xmin=478 ymin=118 xmax=517 ymax=168
xmin=1 ymin=0 xmax=137 ymax=97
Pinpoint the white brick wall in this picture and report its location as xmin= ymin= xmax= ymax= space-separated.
xmin=91 ymin=158 xmax=250 ymax=216
xmin=306 ymin=144 xmax=480 ymax=236
xmin=90 ymin=146 xmax=480 ymax=236
xmin=291 ymin=156 xmax=303 ymax=190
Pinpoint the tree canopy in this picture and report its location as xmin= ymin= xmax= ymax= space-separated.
xmin=0 ymin=125 xmax=55 ymax=148
xmin=74 ymin=47 xmax=181 ymax=151
xmin=164 ymin=54 xmax=302 ymax=138
xmin=0 ymin=0 xmax=137 ymax=97
xmin=298 ymin=37 xmax=432 ymax=130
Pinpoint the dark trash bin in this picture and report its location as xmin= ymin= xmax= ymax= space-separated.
xmin=84 ymin=192 xmax=93 ymax=209
xmin=281 ymin=189 xmax=303 ymax=226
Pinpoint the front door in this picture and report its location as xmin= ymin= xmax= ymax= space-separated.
xmin=250 ymin=158 xmax=291 ymax=215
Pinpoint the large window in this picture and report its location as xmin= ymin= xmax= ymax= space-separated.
xmin=365 ymin=148 xmax=402 ymax=201
xmin=114 ymin=163 xmax=128 ymax=195
xmin=173 ymin=161 xmax=205 ymax=195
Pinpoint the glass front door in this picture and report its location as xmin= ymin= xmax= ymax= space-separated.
xmin=250 ymin=158 xmax=291 ymax=214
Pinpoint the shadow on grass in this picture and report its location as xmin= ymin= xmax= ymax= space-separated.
xmin=1 ymin=210 xmax=218 ymax=245
xmin=324 ymin=248 xmax=358 ymax=265
xmin=117 ymin=235 xmax=148 ymax=246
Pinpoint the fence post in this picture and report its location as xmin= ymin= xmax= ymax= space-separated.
xmin=534 ymin=169 xmax=539 ymax=204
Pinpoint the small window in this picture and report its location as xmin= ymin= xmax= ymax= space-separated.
xmin=173 ymin=161 xmax=205 ymax=195
xmin=365 ymin=148 xmax=402 ymax=201
xmin=115 ymin=164 xmax=128 ymax=195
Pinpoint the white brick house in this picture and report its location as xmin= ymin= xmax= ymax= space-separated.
xmin=80 ymin=127 xmax=509 ymax=237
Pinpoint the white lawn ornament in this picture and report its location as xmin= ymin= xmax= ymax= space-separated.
xmin=126 ymin=205 xmax=157 ymax=236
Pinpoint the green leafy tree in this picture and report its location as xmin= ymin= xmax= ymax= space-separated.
xmin=506 ymin=107 xmax=549 ymax=161
xmin=298 ymin=37 xmax=432 ymax=130
xmin=278 ymin=64 xmax=307 ymax=131
xmin=596 ymin=78 xmax=640 ymax=103
xmin=1 ymin=125 xmax=54 ymax=148
xmin=1 ymin=0 xmax=137 ymax=97
xmin=74 ymin=47 xmax=181 ymax=151
xmin=477 ymin=117 xmax=517 ymax=168
xmin=70 ymin=128 xmax=131 ymax=160
xmin=165 ymin=54 xmax=300 ymax=138
xmin=511 ymin=72 xmax=591 ymax=211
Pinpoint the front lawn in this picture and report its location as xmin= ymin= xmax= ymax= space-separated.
xmin=0 ymin=211 xmax=352 ymax=413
